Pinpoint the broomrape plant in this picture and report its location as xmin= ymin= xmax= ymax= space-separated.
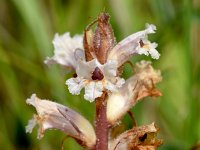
xmin=26 ymin=12 xmax=163 ymax=150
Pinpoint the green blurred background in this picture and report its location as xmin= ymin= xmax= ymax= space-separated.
xmin=0 ymin=0 xmax=199 ymax=149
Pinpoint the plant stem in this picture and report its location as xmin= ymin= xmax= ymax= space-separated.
xmin=95 ymin=92 xmax=108 ymax=150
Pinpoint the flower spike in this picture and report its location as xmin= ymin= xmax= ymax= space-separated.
xmin=26 ymin=12 xmax=163 ymax=150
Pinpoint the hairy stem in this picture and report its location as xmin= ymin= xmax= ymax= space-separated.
xmin=95 ymin=92 xmax=108 ymax=150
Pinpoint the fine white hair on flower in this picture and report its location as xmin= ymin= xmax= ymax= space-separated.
xmin=44 ymin=32 xmax=84 ymax=69
xmin=108 ymin=23 xmax=160 ymax=67
xmin=26 ymin=94 xmax=96 ymax=149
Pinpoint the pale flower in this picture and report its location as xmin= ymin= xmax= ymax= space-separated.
xmin=108 ymin=24 xmax=160 ymax=66
xmin=107 ymin=61 xmax=162 ymax=124
xmin=45 ymin=24 xmax=160 ymax=102
xmin=26 ymin=94 xmax=96 ymax=149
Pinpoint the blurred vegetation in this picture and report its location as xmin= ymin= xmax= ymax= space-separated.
xmin=0 ymin=0 xmax=199 ymax=149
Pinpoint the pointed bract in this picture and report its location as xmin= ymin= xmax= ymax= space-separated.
xmin=93 ymin=12 xmax=116 ymax=64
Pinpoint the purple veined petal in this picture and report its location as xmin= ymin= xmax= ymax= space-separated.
xmin=108 ymin=24 xmax=157 ymax=67
xmin=107 ymin=61 xmax=162 ymax=125
xmin=44 ymin=32 xmax=84 ymax=70
xmin=26 ymin=94 xmax=96 ymax=149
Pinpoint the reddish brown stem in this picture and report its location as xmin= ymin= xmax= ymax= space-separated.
xmin=128 ymin=111 xmax=137 ymax=127
xmin=95 ymin=93 xmax=108 ymax=150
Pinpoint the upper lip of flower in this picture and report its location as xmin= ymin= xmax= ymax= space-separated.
xmin=44 ymin=23 xmax=160 ymax=102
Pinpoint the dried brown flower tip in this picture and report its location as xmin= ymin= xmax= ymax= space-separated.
xmin=107 ymin=61 xmax=162 ymax=124
xmin=109 ymin=123 xmax=163 ymax=150
xmin=134 ymin=61 xmax=162 ymax=100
